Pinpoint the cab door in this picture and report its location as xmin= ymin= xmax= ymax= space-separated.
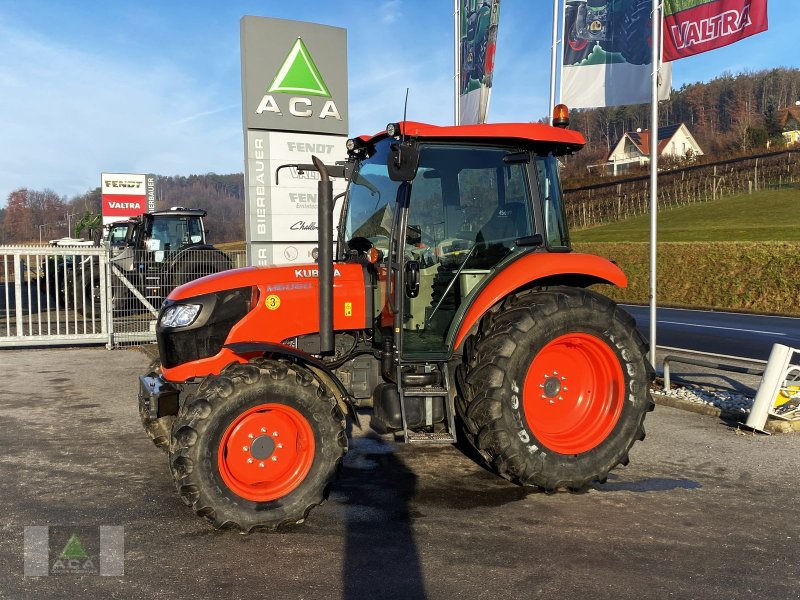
xmin=399 ymin=145 xmax=534 ymax=360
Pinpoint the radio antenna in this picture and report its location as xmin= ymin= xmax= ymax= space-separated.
xmin=401 ymin=87 xmax=409 ymax=142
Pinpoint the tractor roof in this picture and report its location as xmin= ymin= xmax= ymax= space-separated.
xmin=362 ymin=121 xmax=585 ymax=154
xmin=150 ymin=208 xmax=207 ymax=218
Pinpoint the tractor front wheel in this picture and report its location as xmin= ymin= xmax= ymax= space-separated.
xmin=168 ymin=358 xmax=347 ymax=532
xmin=456 ymin=287 xmax=653 ymax=491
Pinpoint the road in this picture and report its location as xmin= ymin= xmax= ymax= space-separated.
xmin=1 ymin=347 xmax=799 ymax=600
xmin=621 ymin=304 xmax=800 ymax=361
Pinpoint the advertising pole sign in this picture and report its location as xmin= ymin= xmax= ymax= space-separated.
xmin=240 ymin=17 xmax=348 ymax=266
xmin=560 ymin=0 xmax=671 ymax=108
xmin=100 ymin=173 xmax=148 ymax=226
xmin=458 ymin=0 xmax=501 ymax=125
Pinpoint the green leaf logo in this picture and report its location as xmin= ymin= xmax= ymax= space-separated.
xmin=59 ymin=534 xmax=89 ymax=560
xmin=268 ymin=38 xmax=331 ymax=97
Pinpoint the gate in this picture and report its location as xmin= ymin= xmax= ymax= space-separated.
xmin=0 ymin=245 xmax=246 ymax=349
xmin=0 ymin=246 xmax=109 ymax=347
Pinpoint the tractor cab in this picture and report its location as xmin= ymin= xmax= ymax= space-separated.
xmin=136 ymin=208 xmax=207 ymax=263
xmin=343 ymin=125 xmax=574 ymax=360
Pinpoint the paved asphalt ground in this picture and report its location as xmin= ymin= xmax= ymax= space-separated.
xmin=622 ymin=305 xmax=800 ymax=362
xmin=1 ymin=347 xmax=799 ymax=600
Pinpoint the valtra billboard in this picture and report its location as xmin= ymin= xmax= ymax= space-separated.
xmin=101 ymin=173 xmax=148 ymax=225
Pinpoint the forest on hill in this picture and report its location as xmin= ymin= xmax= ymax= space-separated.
xmin=562 ymin=67 xmax=800 ymax=182
xmin=1 ymin=68 xmax=798 ymax=244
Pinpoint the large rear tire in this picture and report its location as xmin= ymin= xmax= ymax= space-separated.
xmin=168 ymin=358 xmax=347 ymax=532
xmin=456 ymin=287 xmax=653 ymax=490
xmin=618 ymin=0 xmax=651 ymax=66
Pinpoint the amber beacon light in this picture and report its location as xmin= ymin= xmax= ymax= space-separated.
xmin=552 ymin=104 xmax=570 ymax=128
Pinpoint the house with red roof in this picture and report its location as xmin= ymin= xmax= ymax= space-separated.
xmin=600 ymin=123 xmax=704 ymax=175
xmin=778 ymin=105 xmax=800 ymax=146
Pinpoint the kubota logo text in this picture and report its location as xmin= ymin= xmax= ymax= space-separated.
xmin=256 ymin=38 xmax=341 ymax=121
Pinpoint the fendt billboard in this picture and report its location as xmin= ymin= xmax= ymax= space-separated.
xmin=240 ymin=16 xmax=348 ymax=266
xmin=101 ymin=173 xmax=149 ymax=226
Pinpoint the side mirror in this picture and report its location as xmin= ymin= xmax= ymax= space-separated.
xmin=387 ymin=142 xmax=420 ymax=182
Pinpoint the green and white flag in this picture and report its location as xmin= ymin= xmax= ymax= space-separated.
xmin=561 ymin=0 xmax=671 ymax=108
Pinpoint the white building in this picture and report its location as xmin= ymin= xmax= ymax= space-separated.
xmin=600 ymin=123 xmax=704 ymax=175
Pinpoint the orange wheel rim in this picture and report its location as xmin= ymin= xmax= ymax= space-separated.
xmin=217 ymin=403 xmax=315 ymax=502
xmin=523 ymin=333 xmax=624 ymax=455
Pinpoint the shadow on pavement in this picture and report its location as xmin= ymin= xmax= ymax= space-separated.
xmin=338 ymin=435 xmax=427 ymax=600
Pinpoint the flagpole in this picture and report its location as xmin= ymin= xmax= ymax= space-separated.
xmin=548 ymin=0 xmax=560 ymax=120
xmin=454 ymin=0 xmax=460 ymax=125
xmin=649 ymin=0 xmax=661 ymax=367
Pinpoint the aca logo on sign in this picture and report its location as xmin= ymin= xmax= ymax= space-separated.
xmin=256 ymin=38 xmax=342 ymax=121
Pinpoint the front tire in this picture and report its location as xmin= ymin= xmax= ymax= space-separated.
xmin=456 ymin=287 xmax=653 ymax=490
xmin=168 ymin=359 xmax=347 ymax=532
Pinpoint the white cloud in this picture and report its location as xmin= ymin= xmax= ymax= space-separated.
xmin=0 ymin=23 xmax=243 ymax=205
xmin=381 ymin=0 xmax=401 ymax=25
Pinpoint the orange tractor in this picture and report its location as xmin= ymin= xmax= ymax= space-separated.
xmin=140 ymin=115 xmax=654 ymax=531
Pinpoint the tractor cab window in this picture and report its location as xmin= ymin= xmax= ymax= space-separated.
xmin=402 ymin=144 xmax=533 ymax=357
xmin=107 ymin=224 xmax=130 ymax=247
xmin=343 ymin=139 xmax=401 ymax=258
xmin=146 ymin=216 xmax=204 ymax=262
xmin=536 ymin=154 xmax=570 ymax=249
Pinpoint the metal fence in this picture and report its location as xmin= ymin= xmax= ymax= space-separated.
xmin=0 ymin=244 xmax=245 ymax=349
xmin=109 ymin=247 xmax=246 ymax=347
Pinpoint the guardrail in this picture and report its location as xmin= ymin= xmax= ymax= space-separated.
xmin=662 ymin=354 xmax=765 ymax=391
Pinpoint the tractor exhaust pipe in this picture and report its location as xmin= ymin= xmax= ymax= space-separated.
xmin=312 ymin=155 xmax=334 ymax=356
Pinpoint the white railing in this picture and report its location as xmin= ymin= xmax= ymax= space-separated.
xmin=0 ymin=245 xmax=247 ymax=348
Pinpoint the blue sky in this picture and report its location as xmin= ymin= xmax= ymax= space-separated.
xmin=0 ymin=0 xmax=796 ymax=205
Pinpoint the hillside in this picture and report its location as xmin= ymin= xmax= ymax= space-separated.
xmin=562 ymin=67 xmax=800 ymax=181
xmin=571 ymin=187 xmax=800 ymax=242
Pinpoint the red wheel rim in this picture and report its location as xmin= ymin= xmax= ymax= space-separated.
xmin=217 ymin=403 xmax=315 ymax=502
xmin=523 ymin=333 xmax=624 ymax=455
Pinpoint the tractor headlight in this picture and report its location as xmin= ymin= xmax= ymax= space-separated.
xmin=160 ymin=303 xmax=202 ymax=328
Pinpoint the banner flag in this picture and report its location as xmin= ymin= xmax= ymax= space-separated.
xmin=458 ymin=0 xmax=501 ymax=124
xmin=663 ymin=0 xmax=768 ymax=62
xmin=561 ymin=0 xmax=671 ymax=109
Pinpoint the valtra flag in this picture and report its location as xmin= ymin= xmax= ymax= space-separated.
xmin=101 ymin=173 xmax=147 ymax=223
xmin=663 ymin=0 xmax=768 ymax=62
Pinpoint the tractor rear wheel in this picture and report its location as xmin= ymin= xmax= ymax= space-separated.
xmin=139 ymin=359 xmax=173 ymax=452
xmin=456 ymin=287 xmax=653 ymax=491
xmin=168 ymin=358 xmax=347 ymax=532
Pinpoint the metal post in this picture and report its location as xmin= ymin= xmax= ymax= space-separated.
xmin=549 ymin=0 xmax=560 ymax=121
xmin=648 ymin=0 xmax=660 ymax=367
xmin=454 ymin=0 xmax=461 ymax=125
xmin=746 ymin=344 xmax=793 ymax=431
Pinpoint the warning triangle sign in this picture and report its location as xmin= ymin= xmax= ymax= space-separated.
xmin=268 ymin=38 xmax=331 ymax=97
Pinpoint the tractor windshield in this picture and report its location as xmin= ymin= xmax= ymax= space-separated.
xmin=343 ymin=139 xmax=400 ymax=256
xmin=145 ymin=215 xmax=204 ymax=261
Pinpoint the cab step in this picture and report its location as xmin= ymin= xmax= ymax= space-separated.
xmin=397 ymin=362 xmax=457 ymax=444
xmin=406 ymin=430 xmax=456 ymax=444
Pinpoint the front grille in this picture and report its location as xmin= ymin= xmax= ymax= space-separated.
xmin=158 ymin=286 xmax=251 ymax=369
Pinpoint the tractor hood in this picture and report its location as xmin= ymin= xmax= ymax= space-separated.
xmin=158 ymin=262 xmax=369 ymax=382
xmin=168 ymin=263 xmax=365 ymax=303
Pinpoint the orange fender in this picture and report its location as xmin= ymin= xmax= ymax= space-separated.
xmin=452 ymin=252 xmax=627 ymax=349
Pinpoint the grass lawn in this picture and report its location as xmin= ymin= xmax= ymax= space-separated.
xmin=570 ymin=187 xmax=800 ymax=242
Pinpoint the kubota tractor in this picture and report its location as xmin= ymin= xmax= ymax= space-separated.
xmin=139 ymin=115 xmax=654 ymax=532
